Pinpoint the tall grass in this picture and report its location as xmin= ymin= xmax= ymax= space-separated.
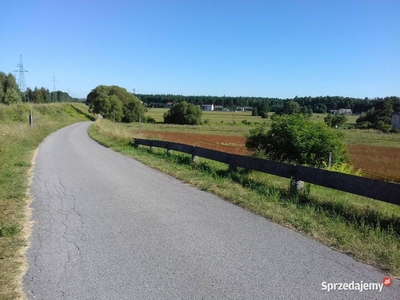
xmin=89 ymin=119 xmax=400 ymax=278
xmin=0 ymin=103 xmax=94 ymax=300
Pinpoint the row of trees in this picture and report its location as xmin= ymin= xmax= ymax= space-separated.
xmin=86 ymin=85 xmax=146 ymax=123
xmin=0 ymin=71 xmax=82 ymax=104
xmin=138 ymin=94 xmax=400 ymax=115
xmin=251 ymin=100 xmax=313 ymax=119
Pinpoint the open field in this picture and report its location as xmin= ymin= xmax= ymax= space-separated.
xmin=146 ymin=108 xmax=361 ymax=126
xmin=0 ymin=103 xmax=94 ymax=300
xmin=89 ymin=119 xmax=400 ymax=277
xmin=135 ymin=130 xmax=400 ymax=183
xmin=139 ymin=110 xmax=400 ymax=182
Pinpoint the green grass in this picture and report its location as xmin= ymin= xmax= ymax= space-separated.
xmin=0 ymin=102 xmax=95 ymax=300
xmin=89 ymin=119 xmax=400 ymax=278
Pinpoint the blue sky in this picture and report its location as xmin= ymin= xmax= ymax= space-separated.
xmin=1 ymin=0 xmax=399 ymax=99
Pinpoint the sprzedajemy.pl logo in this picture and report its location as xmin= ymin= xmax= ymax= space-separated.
xmin=321 ymin=276 xmax=392 ymax=293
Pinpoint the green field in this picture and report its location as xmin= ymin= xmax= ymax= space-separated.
xmin=146 ymin=108 xmax=359 ymax=125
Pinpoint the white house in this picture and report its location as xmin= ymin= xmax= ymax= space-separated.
xmin=202 ymin=104 xmax=214 ymax=111
xmin=332 ymin=108 xmax=352 ymax=115
xmin=392 ymin=111 xmax=400 ymax=130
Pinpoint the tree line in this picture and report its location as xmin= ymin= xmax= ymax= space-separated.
xmin=138 ymin=94 xmax=400 ymax=115
xmin=0 ymin=71 xmax=82 ymax=104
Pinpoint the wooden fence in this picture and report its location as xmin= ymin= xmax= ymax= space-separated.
xmin=134 ymin=138 xmax=400 ymax=206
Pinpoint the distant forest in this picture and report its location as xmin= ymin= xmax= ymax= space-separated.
xmin=0 ymin=71 xmax=83 ymax=104
xmin=137 ymin=94 xmax=400 ymax=114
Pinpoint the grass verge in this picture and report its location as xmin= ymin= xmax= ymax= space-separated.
xmin=0 ymin=103 xmax=94 ymax=300
xmin=89 ymin=119 xmax=400 ymax=278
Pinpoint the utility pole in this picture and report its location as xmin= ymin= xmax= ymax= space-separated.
xmin=14 ymin=54 xmax=28 ymax=101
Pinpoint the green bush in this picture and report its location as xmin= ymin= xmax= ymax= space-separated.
xmin=245 ymin=114 xmax=348 ymax=167
xmin=163 ymin=101 xmax=202 ymax=125
xmin=324 ymin=114 xmax=348 ymax=128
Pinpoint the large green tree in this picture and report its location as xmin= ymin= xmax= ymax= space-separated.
xmin=0 ymin=72 xmax=22 ymax=104
xmin=163 ymin=101 xmax=202 ymax=125
xmin=356 ymin=99 xmax=394 ymax=132
xmin=245 ymin=114 xmax=348 ymax=167
xmin=283 ymin=101 xmax=301 ymax=115
xmin=87 ymin=85 xmax=145 ymax=123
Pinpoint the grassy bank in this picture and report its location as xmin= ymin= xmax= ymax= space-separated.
xmin=0 ymin=103 xmax=94 ymax=300
xmin=89 ymin=119 xmax=400 ymax=278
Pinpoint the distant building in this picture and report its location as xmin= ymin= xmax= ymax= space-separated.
xmin=214 ymin=105 xmax=224 ymax=111
xmin=236 ymin=107 xmax=245 ymax=112
xmin=330 ymin=108 xmax=352 ymax=115
xmin=165 ymin=102 xmax=174 ymax=108
xmin=202 ymin=104 xmax=214 ymax=111
xmin=392 ymin=111 xmax=400 ymax=130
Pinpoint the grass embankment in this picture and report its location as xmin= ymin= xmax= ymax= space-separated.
xmin=0 ymin=103 xmax=94 ymax=300
xmin=89 ymin=119 xmax=400 ymax=278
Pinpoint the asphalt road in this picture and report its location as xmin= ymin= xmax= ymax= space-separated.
xmin=24 ymin=122 xmax=399 ymax=299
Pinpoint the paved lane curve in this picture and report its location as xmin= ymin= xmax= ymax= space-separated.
xmin=24 ymin=122 xmax=398 ymax=299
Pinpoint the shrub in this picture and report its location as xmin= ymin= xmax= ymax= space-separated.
xmin=164 ymin=101 xmax=202 ymax=125
xmin=245 ymin=114 xmax=348 ymax=167
xmin=324 ymin=114 xmax=348 ymax=128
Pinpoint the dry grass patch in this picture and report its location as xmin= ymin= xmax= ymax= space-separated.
xmin=348 ymin=144 xmax=400 ymax=182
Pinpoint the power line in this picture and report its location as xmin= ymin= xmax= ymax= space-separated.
xmin=13 ymin=54 xmax=28 ymax=92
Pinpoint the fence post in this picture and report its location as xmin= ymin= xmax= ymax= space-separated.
xmin=290 ymin=178 xmax=304 ymax=194
xmin=191 ymin=146 xmax=198 ymax=163
xmin=229 ymin=165 xmax=238 ymax=172
xmin=290 ymin=165 xmax=304 ymax=194
xmin=29 ymin=109 xmax=33 ymax=127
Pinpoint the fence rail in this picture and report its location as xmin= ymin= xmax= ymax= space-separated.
xmin=134 ymin=138 xmax=400 ymax=206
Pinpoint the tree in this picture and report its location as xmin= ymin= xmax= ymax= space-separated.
xmin=245 ymin=114 xmax=348 ymax=167
xmin=87 ymin=85 xmax=145 ymax=122
xmin=32 ymin=87 xmax=51 ymax=103
xmin=324 ymin=114 xmax=347 ymax=128
xmin=356 ymin=99 xmax=394 ymax=132
xmin=283 ymin=101 xmax=301 ymax=115
xmin=0 ymin=72 xmax=22 ymax=104
xmin=163 ymin=101 xmax=202 ymax=125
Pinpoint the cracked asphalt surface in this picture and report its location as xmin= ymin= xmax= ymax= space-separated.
xmin=24 ymin=122 xmax=399 ymax=299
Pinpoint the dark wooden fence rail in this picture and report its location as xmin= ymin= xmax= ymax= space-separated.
xmin=134 ymin=138 xmax=400 ymax=206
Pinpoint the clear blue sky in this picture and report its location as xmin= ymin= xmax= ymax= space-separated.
xmin=1 ymin=0 xmax=399 ymax=99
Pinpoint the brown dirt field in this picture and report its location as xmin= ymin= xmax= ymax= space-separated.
xmin=140 ymin=131 xmax=250 ymax=155
xmin=348 ymin=144 xmax=400 ymax=182
xmin=141 ymin=131 xmax=399 ymax=182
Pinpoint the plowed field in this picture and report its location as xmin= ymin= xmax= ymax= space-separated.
xmin=141 ymin=131 xmax=400 ymax=182
xmin=140 ymin=131 xmax=250 ymax=155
